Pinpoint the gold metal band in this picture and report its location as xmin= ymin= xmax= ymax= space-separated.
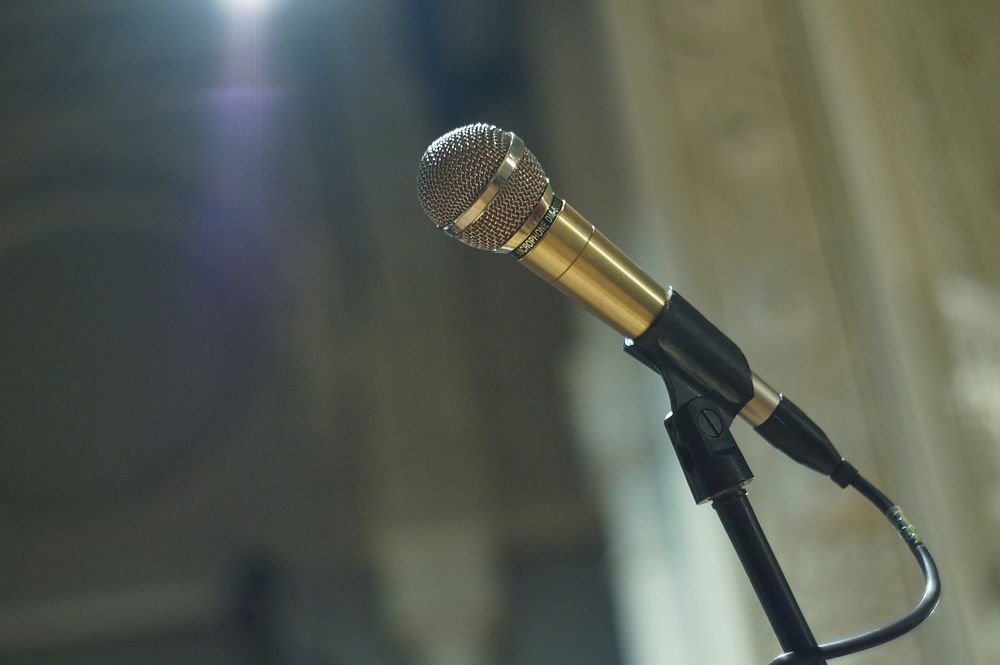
xmin=739 ymin=373 xmax=782 ymax=426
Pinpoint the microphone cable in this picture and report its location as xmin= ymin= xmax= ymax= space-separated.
xmin=769 ymin=473 xmax=941 ymax=665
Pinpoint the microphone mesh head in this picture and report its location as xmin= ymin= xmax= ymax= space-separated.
xmin=417 ymin=123 xmax=549 ymax=252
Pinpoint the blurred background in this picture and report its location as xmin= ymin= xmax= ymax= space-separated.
xmin=1 ymin=0 xmax=998 ymax=663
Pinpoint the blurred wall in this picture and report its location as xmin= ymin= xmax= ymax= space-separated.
xmin=0 ymin=1 xmax=619 ymax=664
xmin=577 ymin=0 xmax=1000 ymax=663
xmin=1 ymin=1 xmax=998 ymax=665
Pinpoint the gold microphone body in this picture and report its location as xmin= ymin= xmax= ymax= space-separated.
xmin=508 ymin=188 xmax=666 ymax=339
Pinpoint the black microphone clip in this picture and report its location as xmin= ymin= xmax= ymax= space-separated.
xmin=624 ymin=289 xmax=857 ymax=495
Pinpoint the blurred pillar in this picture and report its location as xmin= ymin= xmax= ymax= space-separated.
xmin=525 ymin=1 xmax=757 ymax=663
xmin=777 ymin=3 xmax=1000 ymax=662
xmin=371 ymin=522 xmax=503 ymax=665
xmin=581 ymin=0 xmax=991 ymax=663
xmin=319 ymin=2 xmax=508 ymax=663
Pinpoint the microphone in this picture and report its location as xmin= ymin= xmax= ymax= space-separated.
xmin=417 ymin=123 xmax=854 ymax=485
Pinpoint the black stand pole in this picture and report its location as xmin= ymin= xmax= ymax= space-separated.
xmin=714 ymin=491 xmax=822 ymax=660
xmin=625 ymin=315 xmax=825 ymax=664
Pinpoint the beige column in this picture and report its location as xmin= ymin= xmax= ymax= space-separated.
xmin=584 ymin=0 xmax=998 ymax=662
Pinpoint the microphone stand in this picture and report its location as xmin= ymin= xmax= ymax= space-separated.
xmin=624 ymin=326 xmax=826 ymax=664
xmin=621 ymin=290 xmax=940 ymax=664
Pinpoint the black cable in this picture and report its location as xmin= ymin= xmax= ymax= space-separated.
xmin=768 ymin=473 xmax=941 ymax=665
xmin=850 ymin=474 xmax=893 ymax=513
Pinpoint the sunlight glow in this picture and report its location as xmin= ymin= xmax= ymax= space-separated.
xmin=220 ymin=0 xmax=276 ymax=17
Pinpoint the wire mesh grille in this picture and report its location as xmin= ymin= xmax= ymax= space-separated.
xmin=417 ymin=123 xmax=549 ymax=252
xmin=417 ymin=123 xmax=511 ymax=228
